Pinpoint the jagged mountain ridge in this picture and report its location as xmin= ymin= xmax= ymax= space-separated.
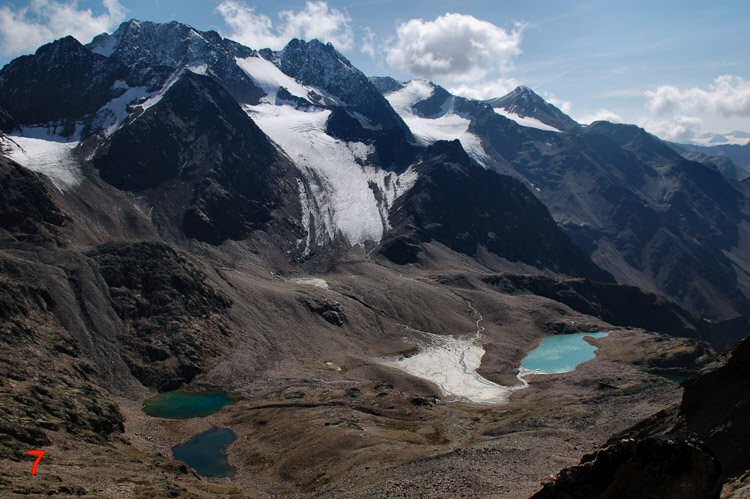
xmin=2 ymin=18 xmax=750 ymax=321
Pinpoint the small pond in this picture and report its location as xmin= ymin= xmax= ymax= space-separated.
xmin=521 ymin=332 xmax=609 ymax=374
xmin=172 ymin=427 xmax=237 ymax=477
xmin=143 ymin=389 xmax=234 ymax=419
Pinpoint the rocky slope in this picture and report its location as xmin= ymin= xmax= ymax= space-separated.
xmin=382 ymin=140 xmax=612 ymax=281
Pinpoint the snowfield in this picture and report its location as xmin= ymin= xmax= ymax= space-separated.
xmin=493 ymin=107 xmax=562 ymax=132
xmin=246 ymin=103 xmax=417 ymax=249
xmin=2 ymin=127 xmax=83 ymax=190
xmin=386 ymin=80 xmax=488 ymax=164
xmin=236 ymin=56 xmax=313 ymax=103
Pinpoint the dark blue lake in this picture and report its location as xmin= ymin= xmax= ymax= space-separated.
xmin=172 ymin=427 xmax=237 ymax=477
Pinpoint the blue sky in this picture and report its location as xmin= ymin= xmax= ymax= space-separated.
xmin=1 ymin=0 xmax=748 ymax=143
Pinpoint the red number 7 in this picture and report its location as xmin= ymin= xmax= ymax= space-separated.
xmin=28 ymin=450 xmax=45 ymax=476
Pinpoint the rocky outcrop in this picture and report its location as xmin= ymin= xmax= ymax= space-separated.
xmin=533 ymin=437 xmax=721 ymax=499
xmin=299 ymin=297 xmax=346 ymax=326
xmin=89 ymin=242 xmax=232 ymax=390
xmin=0 ymin=155 xmax=66 ymax=240
xmin=537 ymin=335 xmax=750 ymax=497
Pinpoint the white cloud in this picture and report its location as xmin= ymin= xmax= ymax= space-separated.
xmin=578 ymin=109 xmax=624 ymax=125
xmin=0 ymin=0 xmax=125 ymax=56
xmin=448 ymin=77 xmax=523 ymax=101
xmin=386 ymin=13 xmax=524 ymax=81
xmin=217 ymin=0 xmax=354 ymax=51
xmin=639 ymin=115 xmax=703 ymax=142
xmin=361 ymin=26 xmax=375 ymax=57
xmin=646 ymin=75 xmax=750 ymax=117
xmin=543 ymin=92 xmax=572 ymax=113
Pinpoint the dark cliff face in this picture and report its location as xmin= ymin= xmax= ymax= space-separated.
xmin=93 ymin=72 xmax=302 ymax=246
xmin=532 ymin=437 xmax=722 ymax=499
xmin=676 ymin=336 xmax=750 ymax=478
xmin=381 ymin=140 xmax=612 ymax=282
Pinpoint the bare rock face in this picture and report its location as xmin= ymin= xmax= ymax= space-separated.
xmin=533 ymin=437 xmax=721 ymax=499
xmin=383 ymin=140 xmax=613 ymax=282
xmin=678 ymin=336 xmax=750 ymax=479
xmin=89 ymin=242 xmax=232 ymax=391
xmin=0 ymin=156 xmax=66 ymax=241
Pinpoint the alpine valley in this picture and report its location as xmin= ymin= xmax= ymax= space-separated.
xmin=0 ymin=19 xmax=748 ymax=498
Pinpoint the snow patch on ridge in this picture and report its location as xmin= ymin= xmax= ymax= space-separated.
xmin=493 ymin=108 xmax=561 ymax=132
xmin=386 ymin=80 xmax=487 ymax=164
xmin=186 ymin=63 xmax=208 ymax=75
xmin=91 ymin=83 xmax=151 ymax=136
xmin=246 ymin=103 xmax=417 ymax=248
xmin=236 ymin=56 xmax=312 ymax=103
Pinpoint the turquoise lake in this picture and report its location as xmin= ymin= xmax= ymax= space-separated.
xmin=521 ymin=332 xmax=609 ymax=374
xmin=143 ymin=389 xmax=234 ymax=419
xmin=172 ymin=427 xmax=237 ymax=477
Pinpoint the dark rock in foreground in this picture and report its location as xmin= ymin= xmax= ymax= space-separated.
xmin=533 ymin=437 xmax=721 ymax=499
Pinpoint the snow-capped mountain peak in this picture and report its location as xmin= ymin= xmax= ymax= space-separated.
xmin=487 ymin=85 xmax=578 ymax=132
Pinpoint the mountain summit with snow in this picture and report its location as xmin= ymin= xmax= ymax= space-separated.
xmin=487 ymin=85 xmax=579 ymax=132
